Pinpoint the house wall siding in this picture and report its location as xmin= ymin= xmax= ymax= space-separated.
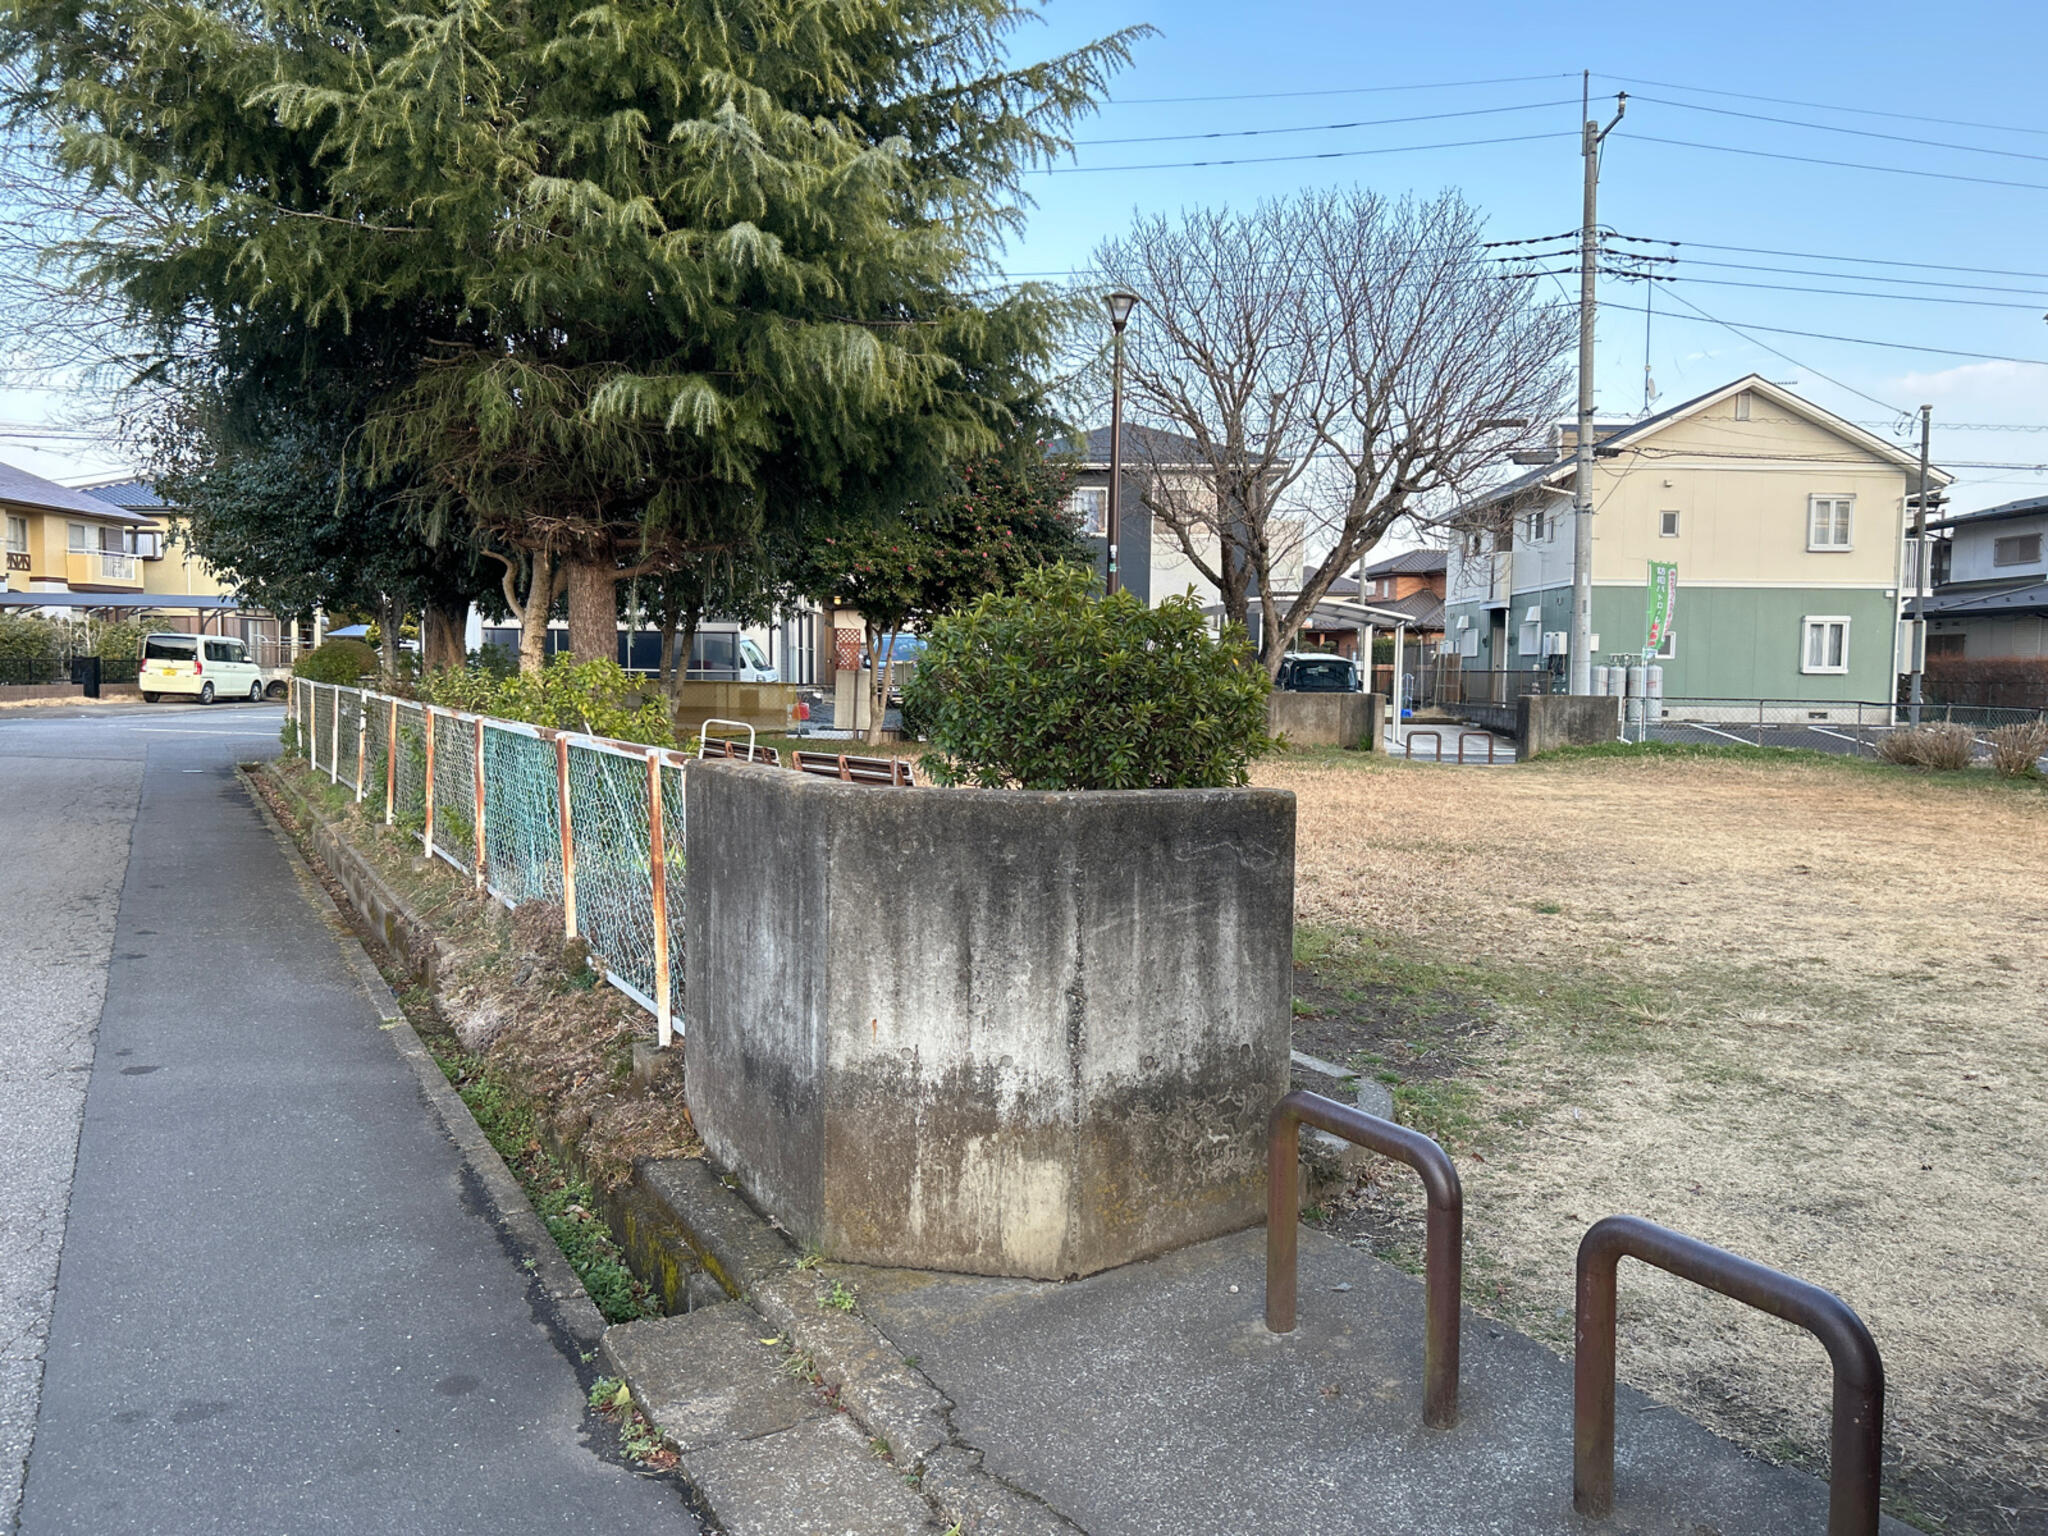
xmin=1946 ymin=512 xmax=2048 ymax=586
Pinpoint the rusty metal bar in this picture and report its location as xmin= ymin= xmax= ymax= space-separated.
xmin=422 ymin=707 xmax=437 ymax=861
xmin=555 ymin=733 xmax=578 ymax=941
xmin=1403 ymin=728 xmax=1443 ymax=762
xmin=384 ymin=697 xmax=398 ymax=826
xmin=646 ymin=750 xmax=672 ymax=1048
xmin=472 ymin=715 xmax=487 ymax=892
xmin=1456 ymin=730 xmax=1496 ymax=765
xmin=1266 ymin=1089 xmax=1463 ymax=1429
xmin=1573 ymin=1215 xmax=1883 ymax=1535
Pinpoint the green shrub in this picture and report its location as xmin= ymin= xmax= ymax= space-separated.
xmin=0 ymin=614 xmax=61 ymax=684
xmin=903 ymin=562 xmax=1272 ymax=789
xmin=292 ymin=637 xmax=380 ymax=685
xmin=420 ymin=655 xmax=674 ymax=746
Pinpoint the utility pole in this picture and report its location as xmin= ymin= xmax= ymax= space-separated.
xmin=1908 ymin=403 xmax=1932 ymax=724
xmin=1569 ymin=76 xmax=1627 ymax=696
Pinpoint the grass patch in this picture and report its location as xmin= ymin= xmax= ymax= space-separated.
xmin=427 ymin=1044 xmax=658 ymax=1325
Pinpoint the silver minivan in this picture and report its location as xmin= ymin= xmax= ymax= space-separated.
xmin=140 ymin=633 xmax=265 ymax=704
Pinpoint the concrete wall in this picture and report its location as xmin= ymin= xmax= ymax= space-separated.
xmin=684 ymin=760 xmax=1295 ymax=1280
xmin=1518 ymin=694 xmax=1621 ymax=757
xmin=672 ymin=681 xmax=801 ymax=733
xmin=1268 ymin=690 xmax=1381 ymax=751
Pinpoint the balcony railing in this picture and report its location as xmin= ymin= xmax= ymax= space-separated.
xmin=64 ymin=550 xmax=141 ymax=586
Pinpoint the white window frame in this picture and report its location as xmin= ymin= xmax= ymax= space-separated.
xmin=1733 ymin=392 xmax=1752 ymax=421
xmin=1518 ymin=618 xmax=1542 ymax=656
xmin=1807 ymin=495 xmax=1854 ymax=552
xmin=4 ymin=514 xmax=25 ymax=554
xmin=1801 ymin=615 xmax=1851 ymax=675
xmin=66 ymin=521 xmax=90 ymax=553
xmin=1659 ymin=510 xmax=1680 ymax=538
xmin=1066 ymin=486 xmax=1107 ymax=535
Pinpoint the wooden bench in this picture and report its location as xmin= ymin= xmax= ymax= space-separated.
xmin=700 ymin=736 xmax=782 ymax=767
xmin=790 ymin=749 xmax=917 ymax=787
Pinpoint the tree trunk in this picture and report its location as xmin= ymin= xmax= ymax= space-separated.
xmin=377 ymin=593 xmax=401 ymax=682
xmin=866 ymin=626 xmax=899 ymax=747
xmin=665 ymin=616 xmax=701 ymax=709
xmin=423 ymin=602 xmax=467 ymax=673
xmin=516 ymin=550 xmax=559 ymax=674
xmin=564 ymin=558 xmax=618 ymax=664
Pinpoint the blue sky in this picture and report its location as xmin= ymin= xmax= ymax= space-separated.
xmin=1001 ymin=0 xmax=2048 ymax=514
xmin=5 ymin=0 xmax=2044 ymax=514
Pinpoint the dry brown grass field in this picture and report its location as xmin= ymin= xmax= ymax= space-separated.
xmin=1256 ymin=746 xmax=2048 ymax=1534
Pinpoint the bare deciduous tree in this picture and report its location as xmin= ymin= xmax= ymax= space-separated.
xmin=1089 ymin=188 xmax=1573 ymax=677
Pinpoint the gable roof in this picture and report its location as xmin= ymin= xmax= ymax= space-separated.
xmin=82 ymin=477 xmax=173 ymax=513
xmin=1927 ymin=493 xmax=2047 ymax=532
xmin=1070 ymin=423 xmax=1213 ymax=468
xmin=1445 ymin=374 xmax=1953 ymax=522
xmin=1364 ymin=547 xmax=1447 ymax=579
xmin=0 ymin=459 xmax=156 ymax=523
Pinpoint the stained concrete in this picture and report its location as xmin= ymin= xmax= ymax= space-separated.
xmin=1269 ymin=690 xmax=1381 ymax=750
xmin=10 ymin=708 xmax=693 ymax=1534
xmin=1518 ymin=693 xmax=1622 ymax=756
xmin=685 ymin=762 xmax=1295 ymax=1280
xmin=845 ymin=1226 xmax=1919 ymax=1536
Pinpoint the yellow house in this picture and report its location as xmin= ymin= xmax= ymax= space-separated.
xmin=77 ymin=478 xmax=241 ymax=603
xmin=0 ymin=460 xmax=155 ymax=596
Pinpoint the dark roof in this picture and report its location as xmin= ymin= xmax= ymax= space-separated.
xmin=1374 ymin=589 xmax=1445 ymax=630
xmin=1071 ymin=423 xmax=1226 ymax=467
xmin=84 ymin=478 xmax=172 ymax=512
xmin=1920 ymin=578 xmax=2048 ymax=619
xmin=0 ymin=460 xmax=155 ymax=522
xmin=1364 ymin=547 xmax=1447 ymax=578
xmin=1928 ymin=494 xmax=2048 ymax=532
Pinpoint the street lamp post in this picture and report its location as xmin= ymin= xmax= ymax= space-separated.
xmin=1103 ymin=291 xmax=1141 ymax=596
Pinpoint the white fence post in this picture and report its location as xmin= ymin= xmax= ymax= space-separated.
xmin=647 ymin=749 xmax=672 ymax=1049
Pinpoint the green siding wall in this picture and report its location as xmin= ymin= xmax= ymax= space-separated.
xmin=1453 ymin=585 xmax=1899 ymax=701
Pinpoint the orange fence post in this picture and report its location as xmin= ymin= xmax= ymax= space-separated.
xmin=555 ymin=735 xmax=578 ymax=941
xmin=384 ymin=698 xmax=398 ymax=825
xmin=422 ymin=708 xmax=437 ymax=861
xmin=473 ymin=715 xmax=487 ymax=893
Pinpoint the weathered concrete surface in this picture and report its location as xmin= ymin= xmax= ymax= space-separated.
xmin=604 ymin=1304 xmax=818 ymax=1453
xmin=1518 ymin=692 xmax=1621 ymax=756
xmin=12 ymin=709 xmax=693 ymax=1535
xmin=1268 ymin=689 xmax=1380 ymax=750
xmin=0 ymin=735 xmax=140 ymax=1533
xmin=682 ymin=1415 xmax=943 ymax=1535
xmin=847 ymin=1226 xmax=1920 ymax=1536
xmin=685 ymin=762 xmax=1295 ymax=1279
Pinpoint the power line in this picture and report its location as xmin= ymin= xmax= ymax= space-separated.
xmin=1664 ymin=255 xmax=2048 ymax=299
xmin=1607 ymin=296 xmax=2048 ymax=367
xmin=1624 ymin=235 xmax=2048 ymax=283
xmin=1627 ymin=93 xmax=2048 ymax=164
xmin=1855 ymin=422 xmax=2048 ymax=434
xmin=1035 ymin=130 xmax=1575 ymax=176
xmin=1617 ymin=131 xmax=2048 ymax=193
xmin=1651 ymin=289 xmax=1904 ymax=417
xmin=1107 ymin=71 xmax=1577 ymax=107
xmin=1648 ymin=273 xmax=2048 ymax=313
xmin=1597 ymin=73 xmax=2048 ymax=142
xmin=1071 ymin=99 xmax=1577 ymax=147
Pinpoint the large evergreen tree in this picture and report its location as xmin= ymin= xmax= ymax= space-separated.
xmin=3 ymin=0 xmax=1141 ymax=665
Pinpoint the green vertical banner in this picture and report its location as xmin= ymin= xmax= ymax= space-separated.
xmin=1644 ymin=561 xmax=1677 ymax=657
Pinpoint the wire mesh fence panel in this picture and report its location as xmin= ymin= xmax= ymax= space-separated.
xmin=362 ymin=694 xmax=392 ymax=807
xmin=393 ymin=701 xmax=428 ymax=834
xmin=311 ymin=685 xmax=337 ymax=777
xmin=567 ymin=742 xmax=658 ymax=1009
xmin=660 ymin=760 xmax=686 ymax=1023
xmin=481 ymin=723 xmax=563 ymax=908
xmin=429 ymin=710 xmax=477 ymax=875
xmin=333 ymin=688 xmax=365 ymax=794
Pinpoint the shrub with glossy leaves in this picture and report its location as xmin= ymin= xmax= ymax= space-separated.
xmin=291 ymin=637 xmax=380 ymax=685
xmin=421 ymin=656 xmax=674 ymax=746
xmin=904 ymin=563 xmax=1271 ymax=789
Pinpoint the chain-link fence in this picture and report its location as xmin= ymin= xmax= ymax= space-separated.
xmin=288 ymin=679 xmax=690 ymax=1045
xmin=1624 ymin=697 xmax=2048 ymax=759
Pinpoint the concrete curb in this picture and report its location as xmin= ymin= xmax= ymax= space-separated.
xmin=242 ymin=763 xmax=609 ymax=1352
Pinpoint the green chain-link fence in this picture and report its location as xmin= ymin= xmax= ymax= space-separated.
xmin=289 ymin=679 xmax=686 ymax=1044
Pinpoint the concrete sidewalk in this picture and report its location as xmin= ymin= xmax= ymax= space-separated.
xmin=844 ymin=1227 xmax=1915 ymax=1536
xmin=10 ymin=713 xmax=692 ymax=1534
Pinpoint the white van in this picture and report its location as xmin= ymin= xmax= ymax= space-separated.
xmin=140 ymin=633 xmax=266 ymax=704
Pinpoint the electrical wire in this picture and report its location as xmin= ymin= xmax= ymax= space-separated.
xmin=1649 ymin=238 xmax=2048 ymax=284
xmin=1658 ymin=255 xmax=2048 ymax=299
xmin=1626 ymin=94 xmax=2048 ymax=164
xmin=1647 ymin=273 xmax=2048 ymax=313
xmin=1034 ymin=130 xmax=1576 ymax=176
xmin=1597 ymin=73 xmax=2048 ymax=142
xmin=1616 ymin=131 xmax=2048 ymax=193
xmin=1071 ymin=99 xmax=1577 ymax=148
xmin=1108 ymin=72 xmax=1578 ymax=107
xmin=1604 ymin=296 xmax=2048 ymax=367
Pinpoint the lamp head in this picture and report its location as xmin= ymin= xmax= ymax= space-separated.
xmin=1104 ymin=290 xmax=1141 ymax=331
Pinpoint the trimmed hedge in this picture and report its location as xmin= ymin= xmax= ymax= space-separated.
xmin=292 ymin=637 xmax=380 ymax=685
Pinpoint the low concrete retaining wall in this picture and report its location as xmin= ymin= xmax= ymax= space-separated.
xmin=1518 ymin=693 xmax=1622 ymax=757
xmin=1269 ymin=690 xmax=1382 ymax=751
xmin=684 ymin=761 xmax=1295 ymax=1280
xmin=0 ymin=683 xmax=82 ymax=704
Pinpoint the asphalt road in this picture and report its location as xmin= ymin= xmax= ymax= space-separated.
xmin=0 ymin=703 xmax=694 ymax=1534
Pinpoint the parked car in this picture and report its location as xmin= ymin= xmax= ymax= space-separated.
xmin=1274 ymin=652 xmax=1361 ymax=693
xmin=139 ymin=632 xmax=265 ymax=704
